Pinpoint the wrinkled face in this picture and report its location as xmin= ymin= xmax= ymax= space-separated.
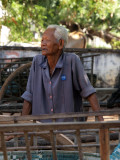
xmin=41 ymin=28 xmax=60 ymax=56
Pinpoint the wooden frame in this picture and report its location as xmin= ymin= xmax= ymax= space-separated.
xmin=0 ymin=110 xmax=120 ymax=160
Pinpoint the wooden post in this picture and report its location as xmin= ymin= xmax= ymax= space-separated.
xmin=95 ymin=116 xmax=99 ymax=153
xmin=14 ymin=118 xmax=18 ymax=147
xmin=1 ymin=132 xmax=8 ymax=160
xmin=50 ymin=130 xmax=57 ymax=160
xmin=24 ymin=131 xmax=32 ymax=160
xmin=91 ymin=56 xmax=94 ymax=85
xmin=99 ymin=128 xmax=110 ymax=160
xmin=33 ymin=120 xmax=37 ymax=146
xmin=76 ymin=129 xmax=83 ymax=160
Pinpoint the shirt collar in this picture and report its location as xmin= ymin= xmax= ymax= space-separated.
xmin=39 ymin=53 xmax=64 ymax=69
xmin=39 ymin=56 xmax=47 ymax=68
xmin=55 ymin=53 xmax=64 ymax=68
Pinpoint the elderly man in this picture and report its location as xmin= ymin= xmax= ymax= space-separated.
xmin=21 ymin=24 xmax=103 ymax=121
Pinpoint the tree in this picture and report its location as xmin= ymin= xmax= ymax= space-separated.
xmin=59 ymin=0 xmax=120 ymax=47
xmin=1 ymin=0 xmax=47 ymax=42
xmin=1 ymin=0 xmax=120 ymax=48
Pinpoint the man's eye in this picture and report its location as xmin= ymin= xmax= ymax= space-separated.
xmin=41 ymin=39 xmax=50 ymax=42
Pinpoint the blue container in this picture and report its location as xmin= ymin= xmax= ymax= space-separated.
xmin=0 ymin=151 xmax=101 ymax=160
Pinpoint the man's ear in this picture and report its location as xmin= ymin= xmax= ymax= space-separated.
xmin=59 ymin=39 xmax=64 ymax=49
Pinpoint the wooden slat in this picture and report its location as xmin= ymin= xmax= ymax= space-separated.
xmin=99 ymin=129 xmax=110 ymax=160
xmin=24 ymin=131 xmax=32 ymax=160
xmin=0 ymin=112 xmax=120 ymax=160
xmin=14 ymin=118 xmax=18 ymax=147
xmin=1 ymin=132 xmax=8 ymax=160
xmin=0 ymin=121 xmax=120 ymax=132
xmin=5 ymin=143 xmax=118 ymax=151
xmin=76 ymin=130 xmax=83 ymax=160
xmin=95 ymin=116 xmax=100 ymax=153
xmin=30 ymin=134 xmax=34 ymax=146
xmin=119 ymin=129 xmax=120 ymax=143
xmin=91 ymin=56 xmax=94 ymax=85
xmin=0 ymin=109 xmax=120 ymax=122
xmin=33 ymin=119 xmax=37 ymax=146
xmin=96 ymin=133 xmax=99 ymax=153
xmin=50 ymin=130 xmax=57 ymax=160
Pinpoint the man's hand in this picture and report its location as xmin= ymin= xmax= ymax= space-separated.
xmin=98 ymin=116 xmax=104 ymax=121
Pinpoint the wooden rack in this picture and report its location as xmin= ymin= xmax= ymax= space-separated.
xmin=0 ymin=110 xmax=120 ymax=160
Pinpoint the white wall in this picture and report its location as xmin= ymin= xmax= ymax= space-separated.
xmin=88 ymin=36 xmax=111 ymax=48
xmin=0 ymin=25 xmax=10 ymax=45
xmin=0 ymin=2 xmax=10 ymax=45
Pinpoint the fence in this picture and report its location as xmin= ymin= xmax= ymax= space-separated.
xmin=0 ymin=110 xmax=120 ymax=160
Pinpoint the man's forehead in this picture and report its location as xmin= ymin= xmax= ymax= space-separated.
xmin=43 ymin=28 xmax=55 ymax=36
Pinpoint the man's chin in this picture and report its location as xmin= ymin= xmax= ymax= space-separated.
xmin=42 ymin=52 xmax=51 ymax=56
xmin=42 ymin=51 xmax=47 ymax=55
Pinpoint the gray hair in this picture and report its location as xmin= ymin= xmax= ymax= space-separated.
xmin=47 ymin=24 xmax=68 ymax=47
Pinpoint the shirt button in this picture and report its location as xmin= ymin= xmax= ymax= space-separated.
xmin=50 ymin=95 xmax=52 ymax=99
xmin=51 ymin=108 xmax=53 ymax=112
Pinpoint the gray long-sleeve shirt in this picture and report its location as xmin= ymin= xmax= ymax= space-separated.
xmin=21 ymin=52 xmax=96 ymax=118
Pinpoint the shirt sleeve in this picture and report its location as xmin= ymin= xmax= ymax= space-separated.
xmin=72 ymin=54 xmax=96 ymax=98
xmin=21 ymin=57 xmax=35 ymax=103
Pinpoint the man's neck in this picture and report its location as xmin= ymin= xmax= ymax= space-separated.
xmin=47 ymin=50 xmax=62 ymax=75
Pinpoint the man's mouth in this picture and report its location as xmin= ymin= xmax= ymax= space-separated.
xmin=42 ymin=48 xmax=47 ymax=51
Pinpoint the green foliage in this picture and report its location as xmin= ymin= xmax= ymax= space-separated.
xmin=58 ymin=0 xmax=120 ymax=31
xmin=0 ymin=0 xmax=120 ymax=44
xmin=111 ymin=40 xmax=120 ymax=49
xmin=1 ymin=1 xmax=47 ymax=42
